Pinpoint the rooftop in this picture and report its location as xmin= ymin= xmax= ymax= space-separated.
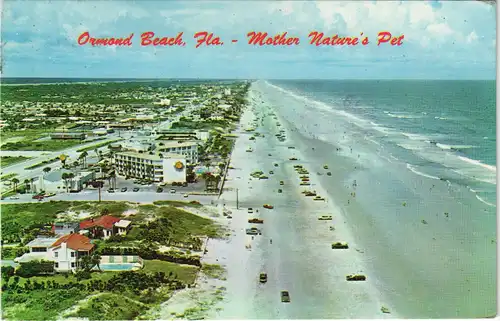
xmin=27 ymin=237 xmax=59 ymax=248
xmin=51 ymin=233 xmax=95 ymax=251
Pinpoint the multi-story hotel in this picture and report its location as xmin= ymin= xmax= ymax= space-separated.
xmin=156 ymin=141 xmax=199 ymax=164
xmin=113 ymin=151 xmax=186 ymax=183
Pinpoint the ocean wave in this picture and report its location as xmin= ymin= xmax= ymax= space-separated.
xmin=264 ymin=82 xmax=370 ymax=127
xmin=457 ymin=156 xmax=496 ymax=173
xmin=406 ymin=164 xmax=440 ymax=180
xmin=388 ymin=113 xmax=423 ymax=119
xmin=397 ymin=143 xmax=425 ymax=151
xmin=475 ymin=195 xmax=496 ymax=207
xmin=436 ymin=143 xmax=476 ymax=151
xmin=401 ymin=132 xmax=429 ymax=141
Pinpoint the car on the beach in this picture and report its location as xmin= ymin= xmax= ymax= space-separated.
xmin=248 ymin=218 xmax=264 ymax=224
xmin=300 ymin=182 xmax=310 ymax=186
xmin=331 ymin=242 xmax=349 ymax=249
xmin=259 ymin=175 xmax=269 ymax=180
xmin=246 ymin=227 xmax=262 ymax=235
xmin=246 ymin=148 xmax=253 ymax=152
xmin=133 ymin=187 xmax=140 ymax=192
xmin=323 ymin=164 xmax=329 ymax=169
xmin=248 ymin=208 xmax=253 ymax=213
xmin=259 ymin=273 xmax=267 ymax=283
xmin=157 ymin=187 xmax=163 ymax=193
xmin=9 ymin=196 xmax=20 ymax=200
xmin=327 ymin=172 xmax=332 ymax=176
xmin=305 ymin=191 xmax=317 ymax=197
xmin=183 ymin=193 xmax=189 ymax=198
xmin=281 ymin=291 xmax=291 ymax=303
xmin=269 ymin=171 xmax=274 ymax=175
xmin=278 ymin=189 xmax=282 ymax=193
xmin=121 ymin=187 xmax=128 ymax=192
xmin=279 ymin=181 xmax=284 ymax=185
xmin=346 ymin=274 xmax=366 ymax=281
xmin=318 ymin=215 xmax=333 ymax=220
xmin=289 ymin=157 xmax=298 ymax=161
xmin=263 ymin=204 xmax=274 ymax=209
xmin=313 ymin=196 xmax=325 ymax=201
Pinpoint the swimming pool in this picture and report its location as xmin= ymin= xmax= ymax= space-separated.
xmin=97 ymin=263 xmax=138 ymax=271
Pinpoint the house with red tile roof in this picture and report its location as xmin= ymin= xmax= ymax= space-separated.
xmin=79 ymin=215 xmax=132 ymax=239
xmin=14 ymin=233 xmax=95 ymax=272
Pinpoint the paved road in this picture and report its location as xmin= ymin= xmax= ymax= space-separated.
xmin=0 ymin=190 xmax=217 ymax=205
xmin=1 ymin=135 xmax=125 ymax=192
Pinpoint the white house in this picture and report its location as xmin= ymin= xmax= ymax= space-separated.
xmin=39 ymin=170 xmax=95 ymax=193
xmin=14 ymin=234 xmax=95 ymax=272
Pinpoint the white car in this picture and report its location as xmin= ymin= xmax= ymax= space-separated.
xmin=183 ymin=194 xmax=189 ymax=198
xmin=9 ymin=196 xmax=19 ymax=200
xmin=170 ymin=189 xmax=176 ymax=194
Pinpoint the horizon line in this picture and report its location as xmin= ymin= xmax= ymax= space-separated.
xmin=0 ymin=77 xmax=495 ymax=81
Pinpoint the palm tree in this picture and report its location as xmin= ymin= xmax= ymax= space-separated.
xmin=68 ymin=173 xmax=75 ymax=192
xmin=11 ymin=178 xmax=19 ymax=192
xmin=61 ymin=173 xmax=70 ymax=193
xmin=79 ymin=151 xmax=88 ymax=169
xmin=24 ymin=179 xmax=31 ymax=193
xmin=30 ymin=177 xmax=36 ymax=193
xmin=109 ymin=170 xmax=117 ymax=189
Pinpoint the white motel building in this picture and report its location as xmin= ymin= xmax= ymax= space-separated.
xmin=113 ymin=151 xmax=187 ymax=183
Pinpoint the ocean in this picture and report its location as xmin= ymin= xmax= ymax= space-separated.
xmin=248 ymin=80 xmax=496 ymax=318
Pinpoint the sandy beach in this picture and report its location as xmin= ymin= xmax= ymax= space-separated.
xmin=159 ymin=83 xmax=396 ymax=319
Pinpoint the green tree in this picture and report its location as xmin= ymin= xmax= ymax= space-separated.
xmin=11 ymin=178 xmax=19 ymax=192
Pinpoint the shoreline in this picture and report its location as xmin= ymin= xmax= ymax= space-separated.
xmin=158 ymin=83 xmax=395 ymax=319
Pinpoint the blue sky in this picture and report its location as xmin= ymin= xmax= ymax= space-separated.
xmin=1 ymin=0 xmax=497 ymax=79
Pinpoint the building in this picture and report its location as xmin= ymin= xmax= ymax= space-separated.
xmin=38 ymin=170 xmax=95 ymax=193
xmin=79 ymin=215 xmax=132 ymax=239
xmin=156 ymin=141 xmax=199 ymax=164
xmin=14 ymin=234 xmax=95 ymax=272
xmin=52 ymin=222 xmax=79 ymax=236
xmin=114 ymin=151 xmax=186 ymax=183
xmin=50 ymin=132 xmax=86 ymax=140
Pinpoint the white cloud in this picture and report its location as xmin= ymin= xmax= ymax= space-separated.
xmin=466 ymin=31 xmax=478 ymax=43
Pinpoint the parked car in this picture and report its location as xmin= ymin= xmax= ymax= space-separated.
xmin=245 ymin=227 xmax=262 ymax=235
xmin=170 ymin=189 xmax=176 ymax=194
xmin=346 ymin=274 xmax=366 ymax=281
xmin=121 ymin=187 xmax=128 ymax=192
xmin=281 ymin=291 xmax=291 ymax=302
xmin=107 ymin=189 xmax=115 ymax=193
xmin=263 ymin=204 xmax=274 ymax=209
xmin=183 ymin=194 xmax=189 ymax=198
xmin=248 ymin=208 xmax=253 ymax=214
xmin=280 ymin=180 xmax=284 ymax=185
xmin=331 ymin=242 xmax=349 ymax=249
xmin=248 ymin=218 xmax=264 ymax=224
xmin=133 ymin=187 xmax=140 ymax=192
xmin=182 ymin=182 xmax=188 ymax=187
xmin=9 ymin=196 xmax=19 ymax=200
xmin=259 ymin=273 xmax=267 ymax=283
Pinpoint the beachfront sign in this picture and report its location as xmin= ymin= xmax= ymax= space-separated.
xmin=174 ymin=161 xmax=184 ymax=170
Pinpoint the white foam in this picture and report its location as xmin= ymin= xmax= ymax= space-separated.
xmin=475 ymin=195 xmax=496 ymax=207
xmin=387 ymin=113 xmax=423 ymax=119
xmin=406 ymin=164 xmax=440 ymax=180
xmin=457 ymin=156 xmax=496 ymax=173
xmin=436 ymin=143 xmax=475 ymax=150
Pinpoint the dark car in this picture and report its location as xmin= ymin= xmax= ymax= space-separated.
xmin=133 ymin=187 xmax=140 ymax=192
xmin=156 ymin=187 xmax=163 ymax=193
xmin=259 ymin=273 xmax=268 ymax=283
xmin=121 ymin=187 xmax=127 ymax=192
xmin=107 ymin=189 xmax=115 ymax=193
xmin=281 ymin=291 xmax=290 ymax=302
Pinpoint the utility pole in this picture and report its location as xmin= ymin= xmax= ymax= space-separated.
xmin=236 ymin=188 xmax=239 ymax=209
